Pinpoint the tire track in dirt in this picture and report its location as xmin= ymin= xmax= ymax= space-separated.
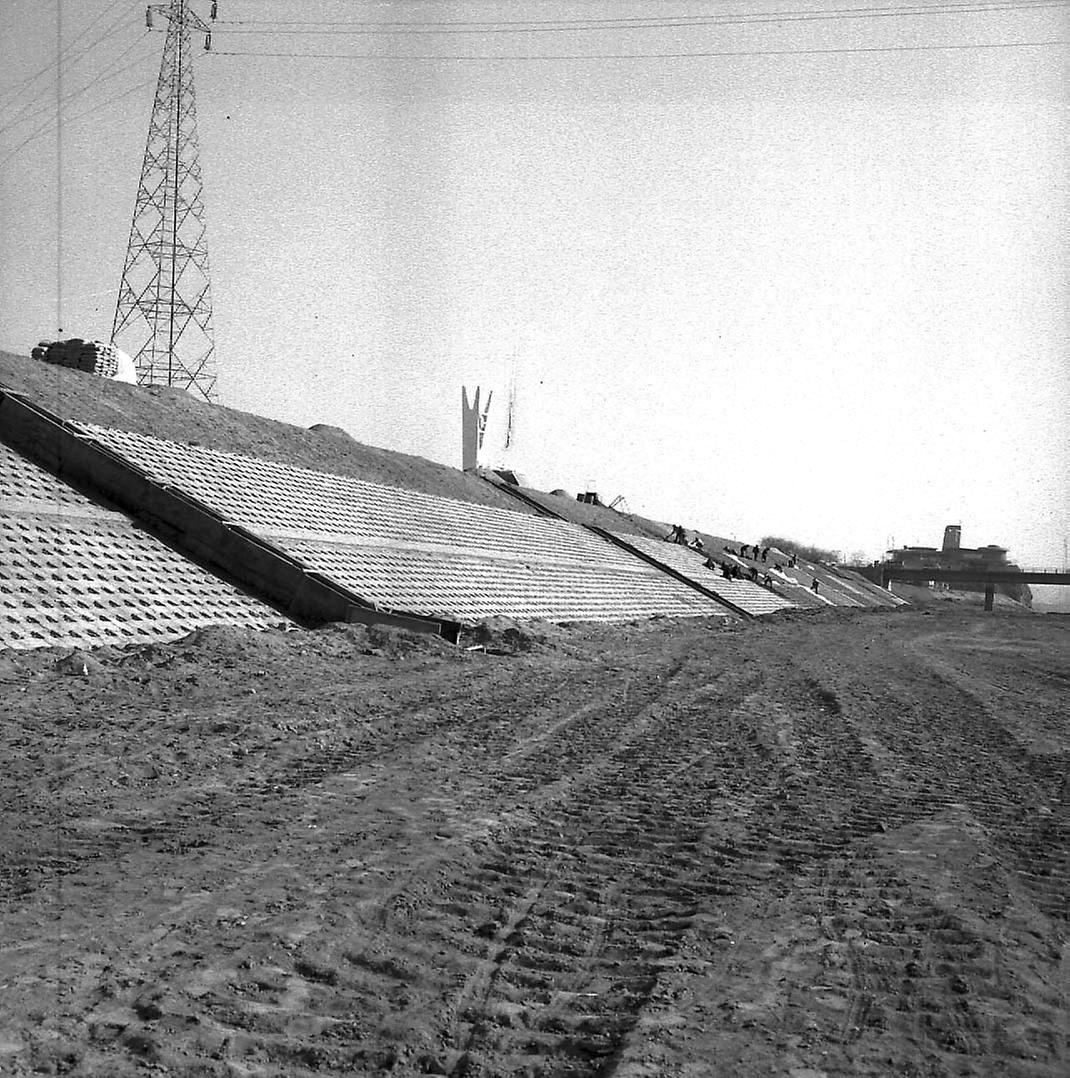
xmin=710 ymin=670 xmax=935 ymax=1065
xmin=910 ymin=647 xmax=1069 ymax=927
xmin=5 ymin=615 xmax=1066 ymax=1077
xmin=0 ymin=660 xmax=585 ymax=907
xmin=870 ymin=653 xmax=1067 ymax=924
xmin=601 ymin=636 xmax=1066 ymax=1077
xmin=61 ymin=654 xmax=710 ymax=1077
xmin=421 ymin=662 xmax=777 ymax=1076
xmin=433 ymin=653 xmax=909 ymax=1076
xmin=697 ymin=640 xmax=1070 ymax=1076
xmin=794 ymin=633 xmax=1068 ymax=926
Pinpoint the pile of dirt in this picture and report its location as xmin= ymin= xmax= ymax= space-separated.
xmin=316 ymin=621 xmax=456 ymax=658
xmin=0 ymin=607 xmax=1066 ymax=1077
xmin=464 ymin=615 xmax=569 ymax=653
xmin=51 ymin=649 xmax=106 ymax=677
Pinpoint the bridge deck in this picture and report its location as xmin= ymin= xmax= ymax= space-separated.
xmin=883 ymin=567 xmax=1070 ymax=586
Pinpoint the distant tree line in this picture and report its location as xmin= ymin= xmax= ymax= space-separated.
xmin=759 ymin=536 xmax=842 ymax=565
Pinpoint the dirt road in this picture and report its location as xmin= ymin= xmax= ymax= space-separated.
xmin=1 ymin=609 xmax=1067 ymax=1076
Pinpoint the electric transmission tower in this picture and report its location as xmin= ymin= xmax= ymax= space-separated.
xmin=112 ymin=0 xmax=217 ymax=402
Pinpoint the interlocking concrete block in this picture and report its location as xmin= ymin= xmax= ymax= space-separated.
xmin=70 ymin=426 xmax=733 ymax=625
xmin=0 ymin=446 xmax=288 ymax=650
xmin=280 ymin=539 xmax=725 ymax=623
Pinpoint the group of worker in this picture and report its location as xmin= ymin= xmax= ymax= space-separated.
xmin=706 ymin=557 xmax=776 ymax=588
xmin=664 ymin=526 xmax=822 ymax=595
xmin=665 ymin=524 xmax=705 ymax=552
xmin=724 ymin=542 xmax=795 ymax=568
xmin=734 ymin=543 xmax=770 ymax=562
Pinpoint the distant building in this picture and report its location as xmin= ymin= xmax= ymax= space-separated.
xmin=882 ymin=525 xmax=1030 ymax=604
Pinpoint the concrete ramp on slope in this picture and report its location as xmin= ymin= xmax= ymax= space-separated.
xmin=0 ymin=442 xmax=288 ymax=650
xmin=63 ymin=423 xmax=736 ymax=625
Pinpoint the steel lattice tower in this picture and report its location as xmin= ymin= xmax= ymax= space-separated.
xmin=112 ymin=1 xmax=216 ymax=401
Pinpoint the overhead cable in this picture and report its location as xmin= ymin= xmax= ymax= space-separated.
xmin=0 ymin=9 xmax=144 ymax=131
xmin=0 ymin=36 xmax=157 ymax=139
xmin=211 ymin=38 xmax=1069 ymax=61
xmin=0 ymin=0 xmax=135 ymax=110
xmin=0 ymin=50 xmax=158 ymax=158
xmin=215 ymin=0 xmax=1070 ymax=34
xmin=0 ymin=75 xmax=157 ymax=172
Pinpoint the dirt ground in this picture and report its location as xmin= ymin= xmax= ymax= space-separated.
xmin=1 ymin=608 xmax=1067 ymax=1078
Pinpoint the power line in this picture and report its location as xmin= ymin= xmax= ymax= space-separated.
xmin=0 ymin=85 xmax=155 ymax=174
xmin=212 ymin=38 xmax=1069 ymax=61
xmin=215 ymin=1 xmax=1070 ymax=35
xmin=0 ymin=53 xmax=158 ymax=163
xmin=215 ymin=0 xmax=1070 ymax=28
xmin=0 ymin=9 xmax=144 ymax=131
xmin=0 ymin=0 xmax=129 ymax=103
xmin=0 ymin=0 xmax=136 ymax=111
xmin=0 ymin=36 xmax=157 ymax=140
xmin=0 ymin=48 xmax=158 ymax=149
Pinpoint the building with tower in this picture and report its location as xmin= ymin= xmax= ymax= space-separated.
xmin=883 ymin=525 xmax=1029 ymax=603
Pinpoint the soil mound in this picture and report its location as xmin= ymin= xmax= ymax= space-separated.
xmin=466 ymin=615 xmax=566 ymax=653
xmin=317 ymin=622 xmax=455 ymax=657
xmin=52 ymin=649 xmax=106 ymax=677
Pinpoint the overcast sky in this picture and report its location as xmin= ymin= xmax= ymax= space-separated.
xmin=1 ymin=1 xmax=1067 ymax=564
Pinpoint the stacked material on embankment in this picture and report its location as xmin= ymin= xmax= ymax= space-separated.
xmin=0 ymin=440 xmax=288 ymax=650
xmin=834 ymin=565 xmax=907 ymax=606
xmin=29 ymin=339 xmax=134 ymax=383
xmin=506 ymin=486 xmax=667 ymax=539
xmin=656 ymin=529 xmax=901 ymax=610
xmin=711 ymin=544 xmax=904 ymax=610
xmin=0 ymin=353 xmax=734 ymax=638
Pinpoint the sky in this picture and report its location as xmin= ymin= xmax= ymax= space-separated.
xmin=1 ymin=0 xmax=1067 ymax=565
